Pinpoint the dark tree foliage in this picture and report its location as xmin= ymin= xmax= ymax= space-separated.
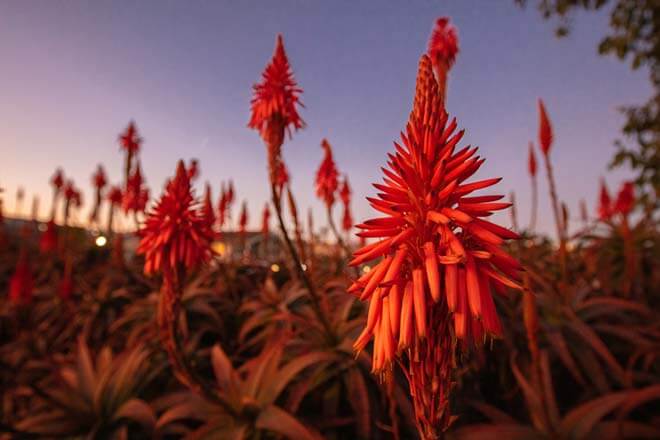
xmin=516 ymin=0 xmax=659 ymax=206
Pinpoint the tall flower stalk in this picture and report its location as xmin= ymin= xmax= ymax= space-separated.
xmin=315 ymin=139 xmax=344 ymax=249
xmin=249 ymin=34 xmax=334 ymax=341
xmin=119 ymin=121 xmax=142 ymax=191
xmin=528 ymin=142 xmax=538 ymax=232
xmin=49 ymin=168 xmax=64 ymax=222
xmin=137 ymin=161 xmax=217 ymax=399
xmin=537 ymin=99 xmax=567 ymax=284
xmin=349 ymin=55 xmax=521 ymax=439
xmin=89 ymin=164 xmax=107 ymax=227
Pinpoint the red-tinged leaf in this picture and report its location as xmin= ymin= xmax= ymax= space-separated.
xmin=115 ymin=398 xmax=156 ymax=432
xmin=468 ymin=401 xmax=518 ymax=424
xmin=255 ymin=404 xmax=322 ymax=440
xmin=589 ymin=421 xmax=660 ymax=440
xmin=510 ymin=355 xmax=548 ymax=432
xmin=451 ymin=424 xmax=543 ymax=440
xmin=344 ymin=367 xmax=371 ymax=439
xmin=616 ymin=384 xmax=660 ymax=424
xmin=546 ymin=331 xmax=587 ymax=387
xmin=560 ymin=391 xmax=631 ymax=438
xmin=567 ymin=315 xmax=627 ymax=385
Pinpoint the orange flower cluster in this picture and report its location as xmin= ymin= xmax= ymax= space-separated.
xmin=350 ymin=55 xmax=522 ymax=368
xmin=315 ymin=139 xmax=339 ymax=208
xmin=138 ymin=161 xmax=213 ymax=276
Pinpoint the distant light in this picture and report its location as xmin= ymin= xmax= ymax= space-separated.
xmin=301 ymin=263 xmax=307 ymax=271
xmin=271 ymin=263 xmax=280 ymax=273
xmin=37 ymin=223 xmax=47 ymax=232
xmin=95 ymin=236 xmax=107 ymax=247
xmin=362 ymin=265 xmax=371 ymax=274
xmin=211 ymin=241 xmax=226 ymax=256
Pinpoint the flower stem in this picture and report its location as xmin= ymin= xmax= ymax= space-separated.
xmin=271 ymin=183 xmax=336 ymax=343
xmin=543 ymin=154 xmax=567 ymax=287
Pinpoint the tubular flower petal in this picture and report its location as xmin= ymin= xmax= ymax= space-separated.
xmin=315 ymin=139 xmax=339 ymax=208
xmin=137 ymin=161 xmax=213 ymax=277
xmin=351 ymin=54 xmax=521 ymax=367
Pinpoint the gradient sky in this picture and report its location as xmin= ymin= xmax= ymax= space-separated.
xmin=0 ymin=1 xmax=651 ymax=237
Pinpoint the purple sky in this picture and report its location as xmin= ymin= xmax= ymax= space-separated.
xmin=0 ymin=1 xmax=651 ymax=237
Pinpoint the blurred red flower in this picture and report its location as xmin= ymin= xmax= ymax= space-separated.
xmin=137 ymin=161 xmax=213 ymax=276
xmin=315 ymin=139 xmax=339 ymax=208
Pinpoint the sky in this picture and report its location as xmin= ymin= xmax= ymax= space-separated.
xmin=0 ymin=1 xmax=651 ymax=238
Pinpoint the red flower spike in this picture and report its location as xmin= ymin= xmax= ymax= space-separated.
xmin=351 ymin=55 xmax=522 ymax=371
xmin=528 ymin=142 xmax=537 ymax=177
xmin=597 ymin=179 xmax=612 ymax=221
xmin=239 ymin=201 xmax=248 ymax=235
xmin=538 ymin=99 xmax=553 ymax=156
xmin=315 ymin=139 xmax=339 ymax=208
xmin=39 ymin=220 xmax=58 ymax=254
xmin=123 ymin=163 xmax=149 ymax=214
xmin=107 ymin=186 xmax=123 ymax=206
xmin=9 ymin=252 xmax=33 ymax=305
xmin=137 ymin=161 xmax=213 ymax=276
xmin=249 ymin=34 xmax=305 ymax=148
xmin=614 ymin=181 xmax=634 ymax=217
xmin=188 ymin=159 xmax=199 ymax=181
xmin=51 ymin=168 xmax=64 ymax=190
xmin=202 ymin=183 xmax=215 ymax=228
xmin=274 ymin=160 xmax=290 ymax=192
xmin=119 ymin=121 xmax=142 ymax=155
xmin=92 ymin=165 xmax=107 ymax=189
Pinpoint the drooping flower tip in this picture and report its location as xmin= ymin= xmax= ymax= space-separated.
xmin=428 ymin=17 xmax=459 ymax=69
xmin=249 ymin=34 xmax=305 ymax=146
xmin=538 ymin=99 xmax=553 ymax=156
xmin=137 ymin=160 xmax=213 ymax=276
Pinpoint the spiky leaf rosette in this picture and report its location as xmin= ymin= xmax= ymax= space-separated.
xmin=315 ymin=139 xmax=339 ymax=208
xmin=137 ymin=161 xmax=213 ymax=277
xmin=351 ymin=55 xmax=522 ymax=365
